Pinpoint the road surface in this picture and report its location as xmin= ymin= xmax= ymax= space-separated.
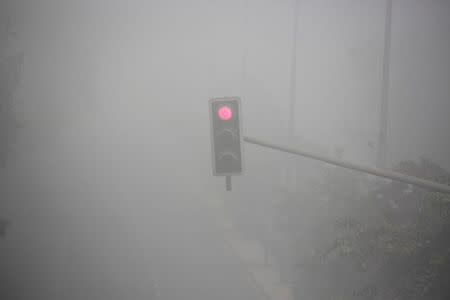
xmin=0 ymin=174 xmax=268 ymax=300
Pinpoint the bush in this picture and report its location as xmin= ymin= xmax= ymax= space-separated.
xmin=276 ymin=159 xmax=450 ymax=299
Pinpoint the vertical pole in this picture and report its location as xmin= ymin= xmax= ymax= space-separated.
xmin=241 ymin=0 xmax=249 ymax=96
xmin=288 ymin=0 xmax=299 ymax=140
xmin=377 ymin=0 xmax=393 ymax=168
xmin=226 ymin=176 xmax=232 ymax=191
xmin=286 ymin=0 xmax=299 ymax=191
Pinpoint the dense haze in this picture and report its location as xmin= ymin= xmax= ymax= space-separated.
xmin=1 ymin=0 xmax=450 ymax=299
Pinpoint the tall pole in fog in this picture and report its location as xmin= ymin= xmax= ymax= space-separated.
xmin=288 ymin=0 xmax=298 ymax=140
xmin=377 ymin=0 xmax=393 ymax=168
xmin=286 ymin=0 xmax=299 ymax=191
xmin=241 ymin=0 xmax=249 ymax=97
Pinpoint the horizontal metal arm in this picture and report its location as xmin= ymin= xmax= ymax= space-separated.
xmin=243 ymin=136 xmax=450 ymax=195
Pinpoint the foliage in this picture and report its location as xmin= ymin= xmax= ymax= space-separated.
xmin=277 ymin=159 xmax=450 ymax=299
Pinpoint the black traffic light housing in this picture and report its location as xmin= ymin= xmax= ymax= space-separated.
xmin=209 ymin=97 xmax=243 ymax=176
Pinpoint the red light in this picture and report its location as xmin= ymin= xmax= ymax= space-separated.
xmin=218 ymin=106 xmax=232 ymax=121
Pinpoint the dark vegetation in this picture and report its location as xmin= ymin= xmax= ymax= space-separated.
xmin=229 ymin=158 xmax=450 ymax=299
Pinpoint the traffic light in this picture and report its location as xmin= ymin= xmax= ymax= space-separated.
xmin=209 ymin=97 xmax=243 ymax=176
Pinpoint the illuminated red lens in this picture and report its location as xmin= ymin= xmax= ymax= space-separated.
xmin=217 ymin=106 xmax=232 ymax=121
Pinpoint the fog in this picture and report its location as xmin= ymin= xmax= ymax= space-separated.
xmin=1 ymin=0 xmax=450 ymax=299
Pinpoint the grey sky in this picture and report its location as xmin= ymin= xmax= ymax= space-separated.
xmin=10 ymin=0 xmax=449 ymax=173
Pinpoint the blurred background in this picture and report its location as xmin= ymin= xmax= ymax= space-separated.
xmin=1 ymin=0 xmax=449 ymax=299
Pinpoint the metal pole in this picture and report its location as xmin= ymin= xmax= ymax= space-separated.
xmin=241 ymin=0 xmax=249 ymax=96
xmin=244 ymin=136 xmax=450 ymax=195
xmin=226 ymin=176 xmax=232 ymax=191
xmin=377 ymin=0 xmax=393 ymax=168
xmin=288 ymin=0 xmax=299 ymax=140
xmin=286 ymin=0 xmax=299 ymax=190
